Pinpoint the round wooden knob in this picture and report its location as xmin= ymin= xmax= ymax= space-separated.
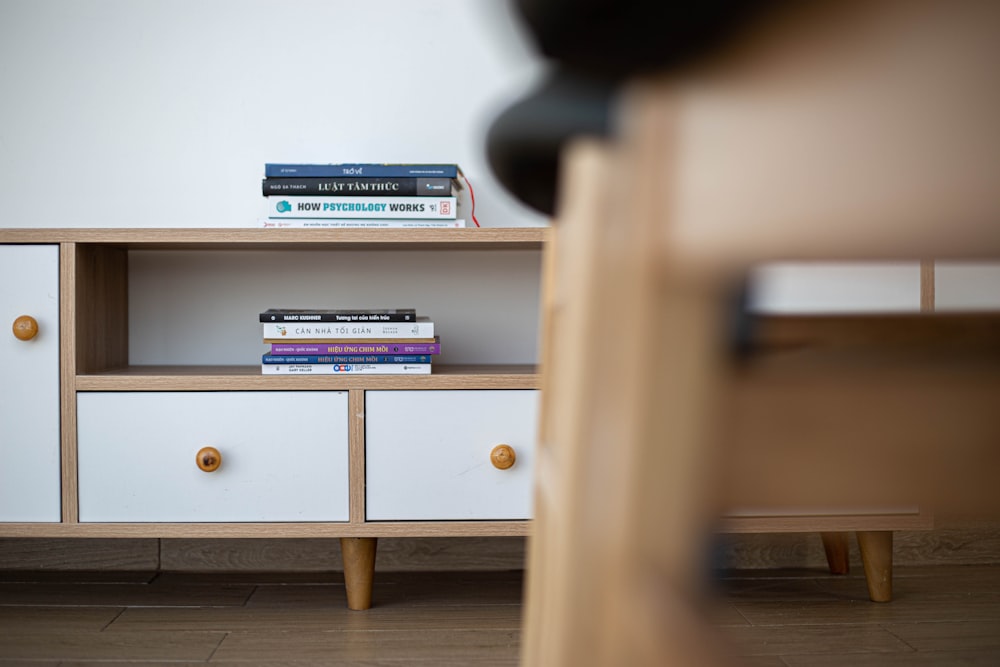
xmin=12 ymin=315 xmax=39 ymax=341
xmin=490 ymin=444 xmax=516 ymax=470
xmin=196 ymin=446 xmax=222 ymax=473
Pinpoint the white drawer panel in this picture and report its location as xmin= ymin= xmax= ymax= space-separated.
xmin=365 ymin=390 xmax=538 ymax=520
xmin=77 ymin=392 xmax=349 ymax=522
xmin=0 ymin=245 xmax=61 ymax=522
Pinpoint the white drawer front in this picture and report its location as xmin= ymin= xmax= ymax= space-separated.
xmin=78 ymin=392 xmax=349 ymax=522
xmin=0 ymin=245 xmax=61 ymax=522
xmin=365 ymin=390 xmax=538 ymax=520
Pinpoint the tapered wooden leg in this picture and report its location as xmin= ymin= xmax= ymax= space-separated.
xmin=820 ymin=532 xmax=851 ymax=575
xmin=857 ymin=531 xmax=892 ymax=602
xmin=341 ymin=537 xmax=377 ymax=610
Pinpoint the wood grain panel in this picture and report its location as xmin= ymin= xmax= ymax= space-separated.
xmin=0 ymin=538 xmax=158 ymax=570
xmin=74 ymin=243 xmax=128 ymax=373
xmin=74 ymin=364 xmax=539 ymax=391
xmin=158 ymin=536 xmax=528 ymax=572
xmin=920 ymin=260 xmax=935 ymax=312
xmin=0 ymin=227 xmax=547 ymax=250
xmin=5 ymin=524 xmax=996 ymax=573
xmin=59 ymin=243 xmax=79 ymax=523
xmin=0 ymin=630 xmax=224 ymax=662
xmin=209 ymin=628 xmax=521 ymax=663
xmin=109 ymin=604 xmax=522 ymax=633
xmin=349 ymin=389 xmax=365 ymax=524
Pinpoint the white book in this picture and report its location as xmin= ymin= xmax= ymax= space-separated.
xmin=261 ymin=363 xmax=432 ymax=375
xmin=264 ymin=195 xmax=458 ymax=219
xmin=262 ymin=317 xmax=434 ymax=340
xmin=260 ymin=218 xmax=466 ymax=229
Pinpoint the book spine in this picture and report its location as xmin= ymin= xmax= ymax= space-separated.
xmin=261 ymin=363 xmax=432 ymax=375
xmin=265 ymin=196 xmax=457 ymax=220
xmin=265 ymin=164 xmax=459 ymax=178
xmin=262 ymin=320 xmax=434 ymax=339
xmin=270 ymin=341 xmax=441 ymax=355
xmin=261 ymin=219 xmax=466 ymax=229
xmin=264 ymin=337 xmax=436 ymax=344
xmin=262 ymin=354 xmax=432 ymax=364
xmin=262 ymin=177 xmax=454 ymax=197
xmin=260 ymin=309 xmax=416 ymax=323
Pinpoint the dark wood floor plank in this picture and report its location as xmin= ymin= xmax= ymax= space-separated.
xmin=722 ymin=624 xmax=913 ymax=657
xmin=107 ymin=604 xmax=522 ymax=633
xmin=209 ymin=628 xmax=520 ymax=664
xmin=0 ymin=606 xmax=121 ymax=632
xmin=732 ymin=597 xmax=1000 ymax=627
xmin=814 ymin=566 xmax=1000 ymax=601
xmin=782 ymin=648 xmax=1000 ymax=666
xmin=245 ymin=571 xmax=524 ymax=609
xmin=884 ymin=620 xmax=1000 ymax=651
xmin=0 ymin=630 xmax=224 ymax=661
xmin=0 ymin=581 xmax=255 ymax=607
xmin=0 ymin=566 xmax=996 ymax=664
xmin=0 ymin=569 xmax=156 ymax=584
xmin=55 ymin=663 xmax=208 ymax=667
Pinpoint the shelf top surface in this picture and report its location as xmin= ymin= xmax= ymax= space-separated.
xmin=75 ymin=364 xmax=540 ymax=391
xmin=0 ymin=227 xmax=548 ymax=249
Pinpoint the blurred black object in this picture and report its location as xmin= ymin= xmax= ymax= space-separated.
xmin=487 ymin=0 xmax=783 ymax=216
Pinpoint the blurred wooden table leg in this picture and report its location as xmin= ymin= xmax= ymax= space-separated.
xmin=524 ymin=82 xmax=736 ymax=666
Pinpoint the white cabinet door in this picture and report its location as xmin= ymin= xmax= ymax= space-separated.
xmin=365 ymin=390 xmax=539 ymax=520
xmin=77 ymin=392 xmax=349 ymax=522
xmin=0 ymin=245 xmax=61 ymax=522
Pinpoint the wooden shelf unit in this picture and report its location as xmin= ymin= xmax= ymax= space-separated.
xmin=1 ymin=227 xmax=545 ymax=609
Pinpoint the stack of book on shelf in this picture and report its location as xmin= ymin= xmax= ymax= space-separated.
xmin=260 ymin=308 xmax=438 ymax=375
xmin=261 ymin=163 xmax=466 ymax=228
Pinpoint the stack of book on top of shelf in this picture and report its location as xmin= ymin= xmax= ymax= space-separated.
xmin=260 ymin=308 xmax=438 ymax=375
xmin=261 ymin=163 xmax=466 ymax=229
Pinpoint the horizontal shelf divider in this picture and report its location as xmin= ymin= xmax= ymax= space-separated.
xmin=0 ymin=227 xmax=548 ymax=250
xmin=1 ymin=512 xmax=932 ymax=538
xmin=0 ymin=521 xmax=533 ymax=539
xmin=75 ymin=364 xmax=540 ymax=391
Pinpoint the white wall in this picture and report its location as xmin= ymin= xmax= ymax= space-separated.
xmin=2 ymin=1 xmax=994 ymax=355
xmin=0 ymin=0 xmax=548 ymax=229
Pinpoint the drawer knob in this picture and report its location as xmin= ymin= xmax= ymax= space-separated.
xmin=196 ymin=446 xmax=222 ymax=472
xmin=490 ymin=444 xmax=516 ymax=470
xmin=12 ymin=315 xmax=39 ymax=341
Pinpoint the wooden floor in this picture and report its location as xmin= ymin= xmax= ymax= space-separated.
xmin=0 ymin=565 xmax=998 ymax=665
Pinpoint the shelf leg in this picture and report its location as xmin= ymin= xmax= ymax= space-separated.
xmin=857 ymin=530 xmax=893 ymax=602
xmin=820 ymin=532 xmax=851 ymax=575
xmin=341 ymin=537 xmax=378 ymax=610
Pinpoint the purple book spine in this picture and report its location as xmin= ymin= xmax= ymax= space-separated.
xmin=270 ymin=342 xmax=441 ymax=355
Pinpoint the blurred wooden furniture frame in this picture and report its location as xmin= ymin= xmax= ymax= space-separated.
xmin=522 ymin=1 xmax=1000 ymax=665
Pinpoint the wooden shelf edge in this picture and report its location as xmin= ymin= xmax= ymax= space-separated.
xmin=0 ymin=521 xmax=533 ymax=539
xmin=0 ymin=513 xmax=935 ymax=538
xmin=75 ymin=365 xmax=540 ymax=391
xmin=718 ymin=511 xmax=934 ymax=533
xmin=0 ymin=227 xmax=549 ymax=249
